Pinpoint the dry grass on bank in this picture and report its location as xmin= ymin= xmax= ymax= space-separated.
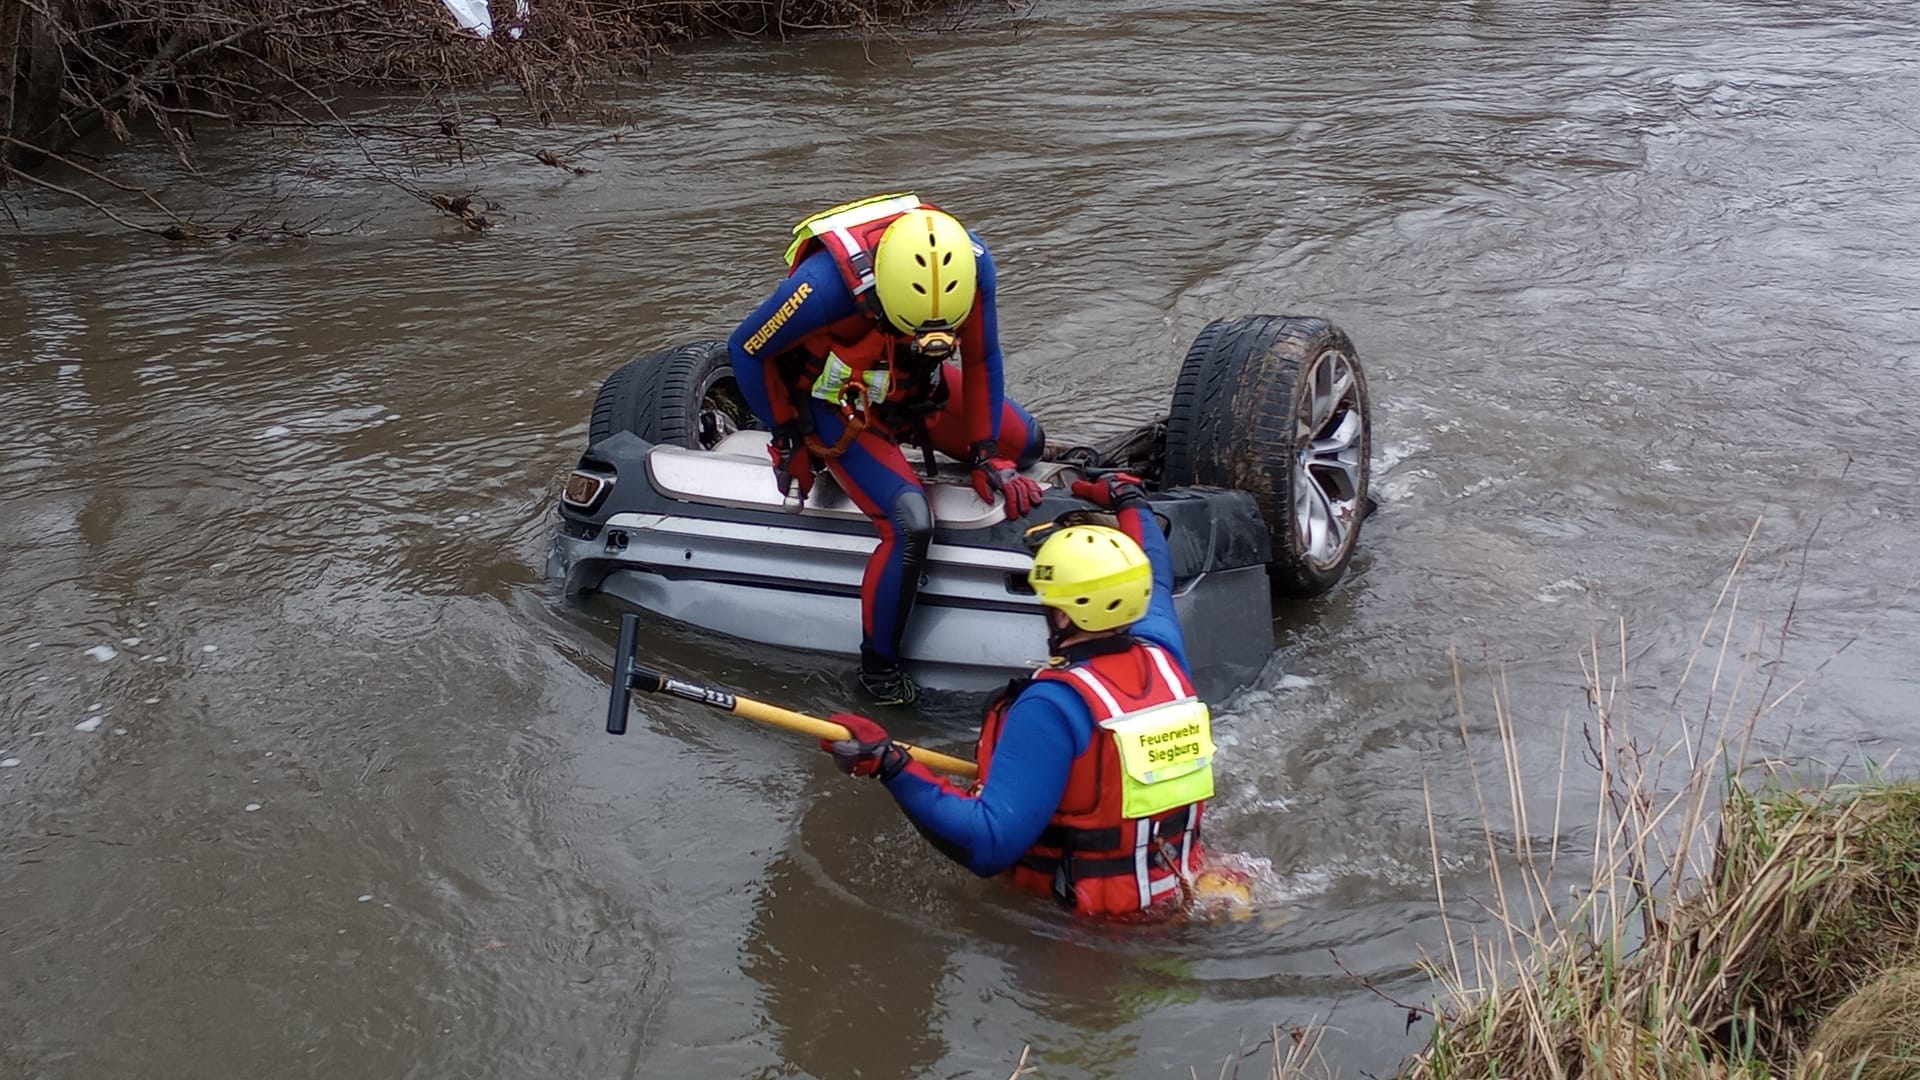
xmin=1415 ymin=769 xmax=1920 ymax=1079
xmin=1405 ymin=527 xmax=1920 ymax=1080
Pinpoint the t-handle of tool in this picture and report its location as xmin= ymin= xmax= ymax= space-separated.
xmin=607 ymin=613 xmax=640 ymax=734
xmin=600 ymin=612 xmax=977 ymax=778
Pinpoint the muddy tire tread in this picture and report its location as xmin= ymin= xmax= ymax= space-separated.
xmin=589 ymin=340 xmax=731 ymax=449
xmin=1161 ymin=315 xmax=1371 ymax=597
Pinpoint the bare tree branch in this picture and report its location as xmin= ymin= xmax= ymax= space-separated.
xmin=0 ymin=159 xmax=174 ymax=234
xmin=4 ymin=0 xmax=979 ymax=234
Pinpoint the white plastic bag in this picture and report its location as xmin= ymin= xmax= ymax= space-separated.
xmin=438 ymin=0 xmax=525 ymax=38
xmin=439 ymin=0 xmax=494 ymax=36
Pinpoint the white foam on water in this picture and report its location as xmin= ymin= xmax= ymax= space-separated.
xmin=454 ymin=515 xmax=470 ymax=523
xmin=260 ymin=425 xmax=293 ymax=438
xmin=0 ymin=758 xmax=19 ymax=768
xmin=85 ymin=644 xmax=118 ymax=663
xmin=74 ymin=717 xmax=104 ymax=733
xmin=121 ymin=637 xmax=142 ymax=646
xmin=112 ymin=728 xmax=127 ymax=735
xmin=245 ymin=803 xmax=262 ymax=812
xmin=1533 ymin=578 xmax=1586 ymax=604
xmin=1267 ymin=866 xmax=1337 ymax=905
xmin=1376 ymin=467 xmax=1438 ymax=504
xmin=1373 ymin=439 xmax=1423 ymax=474
xmin=1191 ymin=851 xmax=1336 ymax=918
xmin=202 ymin=644 xmax=218 ymax=654
xmin=27 ymin=642 xmax=39 ymax=650
xmin=147 ymin=656 xmax=167 ymax=663
xmin=144 ymin=697 xmax=159 ymax=704
xmin=385 ymin=414 xmax=400 ymax=421
xmin=357 ymin=894 xmax=373 ymax=903
xmin=88 ymin=703 xmax=101 ymax=712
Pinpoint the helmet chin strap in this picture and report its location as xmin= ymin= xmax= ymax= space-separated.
xmin=1045 ymin=609 xmax=1114 ymax=656
xmin=1047 ymin=616 xmax=1073 ymax=657
xmin=910 ymin=325 xmax=958 ymax=362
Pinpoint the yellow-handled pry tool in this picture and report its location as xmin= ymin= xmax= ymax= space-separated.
xmin=605 ymin=614 xmax=978 ymax=780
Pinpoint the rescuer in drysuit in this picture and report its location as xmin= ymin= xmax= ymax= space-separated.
xmin=819 ymin=473 xmax=1219 ymax=920
xmin=727 ymin=194 xmax=1047 ymax=707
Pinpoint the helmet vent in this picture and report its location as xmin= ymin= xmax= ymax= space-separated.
xmin=1027 ymin=522 xmax=1151 ymax=633
xmin=872 ymin=209 xmax=975 ymax=335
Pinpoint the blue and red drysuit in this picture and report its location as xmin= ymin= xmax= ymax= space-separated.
xmin=727 ymin=239 xmax=1045 ymax=670
xmin=873 ymin=500 xmax=1202 ymax=914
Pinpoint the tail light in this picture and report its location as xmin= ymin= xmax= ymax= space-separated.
xmin=561 ymin=468 xmax=613 ymax=513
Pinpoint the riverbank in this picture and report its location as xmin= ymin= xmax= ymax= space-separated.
xmin=1239 ymin=769 xmax=1920 ymax=1080
xmin=1 ymin=0 xmax=970 ymax=230
xmin=1411 ymin=775 xmax=1920 ymax=1079
xmin=1403 ymin=568 xmax=1920 ymax=1078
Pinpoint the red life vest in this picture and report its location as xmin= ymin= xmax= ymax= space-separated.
xmin=976 ymin=639 xmax=1208 ymax=919
xmin=777 ymin=195 xmax=966 ymax=419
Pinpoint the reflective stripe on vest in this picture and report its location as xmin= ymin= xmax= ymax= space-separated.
xmin=1059 ymin=645 xmax=1212 ymax=910
xmin=810 ymin=350 xmax=891 ymax=406
xmin=782 ymin=193 xmax=925 ymax=300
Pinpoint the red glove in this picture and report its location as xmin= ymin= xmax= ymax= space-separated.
xmin=821 ymin=712 xmax=909 ymax=780
xmin=968 ymin=440 xmax=1043 ymax=519
xmin=1069 ymin=472 xmax=1150 ymax=511
xmin=769 ymin=423 xmax=817 ymax=500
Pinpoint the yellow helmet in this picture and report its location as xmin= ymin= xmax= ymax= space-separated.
xmin=872 ymin=208 xmax=978 ymax=335
xmin=1029 ymin=525 xmax=1153 ymax=632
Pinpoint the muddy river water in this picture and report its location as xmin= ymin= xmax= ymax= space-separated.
xmin=4 ymin=1 xmax=1919 ymax=1076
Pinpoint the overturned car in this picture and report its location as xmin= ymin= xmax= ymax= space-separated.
xmin=548 ymin=315 xmax=1372 ymax=697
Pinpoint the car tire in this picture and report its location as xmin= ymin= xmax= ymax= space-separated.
xmin=1161 ymin=315 xmax=1372 ymax=596
xmin=589 ymin=340 xmax=758 ymax=450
